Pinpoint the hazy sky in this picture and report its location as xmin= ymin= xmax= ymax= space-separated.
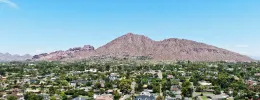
xmin=0 ymin=0 xmax=260 ymax=59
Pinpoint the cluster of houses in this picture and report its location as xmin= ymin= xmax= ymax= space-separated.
xmin=1 ymin=62 xmax=260 ymax=100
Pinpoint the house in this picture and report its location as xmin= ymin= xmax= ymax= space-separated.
xmin=80 ymin=87 xmax=92 ymax=92
xmin=227 ymin=68 xmax=234 ymax=71
xmin=165 ymin=96 xmax=175 ymax=100
xmin=95 ymin=94 xmax=114 ymax=100
xmin=233 ymin=75 xmax=240 ymax=80
xmin=100 ymin=80 xmax=105 ymax=88
xmin=30 ymin=79 xmax=37 ymax=84
xmin=72 ymin=80 xmax=89 ymax=85
xmin=112 ymin=85 xmax=118 ymax=88
xmin=39 ymin=81 xmax=46 ymax=84
xmin=198 ymin=81 xmax=212 ymax=86
xmin=109 ymin=73 xmax=119 ymax=81
xmin=246 ymin=80 xmax=257 ymax=86
xmin=85 ymin=68 xmax=97 ymax=73
xmin=106 ymin=90 xmax=113 ymax=94
xmin=255 ymin=73 xmax=260 ymax=77
xmin=172 ymin=90 xmax=181 ymax=96
xmin=167 ymin=75 xmax=174 ymax=79
xmin=213 ymin=94 xmax=229 ymax=100
xmin=70 ymin=81 xmax=77 ymax=87
xmin=167 ymin=95 xmax=182 ymax=100
xmin=170 ymin=85 xmax=181 ymax=92
xmin=198 ymin=81 xmax=214 ymax=92
xmin=72 ymin=97 xmax=87 ymax=100
xmin=1 ymin=76 xmax=7 ymax=80
xmin=177 ymin=71 xmax=185 ymax=76
xmin=25 ymin=88 xmax=41 ymax=93
xmin=175 ymin=95 xmax=182 ymax=100
xmin=143 ymin=84 xmax=148 ymax=88
xmin=143 ymin=89 xmax=153 ymax=93
xmin=51 ymin=77 xmax=57 ymax=81
xmin=135 ymin=95 xmax=156 ymax=100
xmin=140 ymin=91 xmax=151 ymax=96
xmin=12 ymin=88 xmax=24 ymax=100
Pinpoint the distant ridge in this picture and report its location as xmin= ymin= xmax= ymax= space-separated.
xmin=0 ymin=53 xmax=32 ymax=62
xmin=33 ymin=33 xmax=254 ymax=62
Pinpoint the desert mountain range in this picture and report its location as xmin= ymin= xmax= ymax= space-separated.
xmin=0 ymin=53 xmax=31 ymax=62
xmin=32 ymin=33 xmax=253 ymax=62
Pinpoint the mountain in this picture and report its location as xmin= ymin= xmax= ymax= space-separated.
xmin=32 ymin=45 xmax=95 ymax=61
xmin=33 ymin=33 xmax=254 ymax=62
xmin=0 ymin=53 xmax=32 ymax=62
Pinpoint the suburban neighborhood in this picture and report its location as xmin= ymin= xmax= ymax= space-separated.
xmin=0 ymin=60 xmax=259 ymax=100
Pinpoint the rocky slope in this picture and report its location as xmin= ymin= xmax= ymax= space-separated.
xmin=33 ymin=33 xmax=254 ymax=62
xmin=0 ymin=53 xmax=32 ymax=62
xmin=33 ymin=45 xmax=95 ymax=61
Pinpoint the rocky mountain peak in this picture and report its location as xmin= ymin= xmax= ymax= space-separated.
xmin=33 ymin=33 xmax=254 ymax=62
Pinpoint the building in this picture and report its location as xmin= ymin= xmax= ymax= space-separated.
xmin=95 ymin=94 xmax=113 ymax=100
xmin=109 ymin=73 xmax=119 ymax=81
xmin=85 ymin=68 xmax=97 ymax=73
xmin=135 ymin=95 xmax=156 ymax=100
xmin=135 ymin=91 xmax=156 ymax=100
xmin=73 ymin=97 xmax=87 ymax=100
xmin=213 ymin=94 xmax=229 ymax=100
xmin=167 ymin=75 xmax=174 ymax=79
xmin=198 ymin=81 xmax=212 ymax=86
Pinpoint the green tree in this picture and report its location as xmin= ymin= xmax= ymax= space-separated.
xmin=50 ymin=96 xmax=56 ymax=100
xmin=119 ymin=79 xmax=132 ymax=94
xmin=106 ymin=65 xmax=110 ymax=71
xmin=7 ymin=95 xmax=18 ymax=100
xmin=181 ymin=87 xmax=193 ymax=97
xmin=181 ymin=80 xmax=193 ymax=97
xmin=31 ymin=86 xmax=37 ymax=90
xmin=87 ymin=91 xmax=94 ymax=97
xmin=60 ymin=92 xmax=68 ymax=100
xmin=94 ymin=82 xmax=101 ymax=89
xmin=196 ymin=86 xmax=203 ymax=92
xmin=214 ymin=86 xmax=221 ymax=95
xmin=100 ymin=89 xmax=105 ymax=94
xmin=113 ymin=91 xmax=121 ymax=100
xmin=182 ymin=80 xmax=191 ymax=87
xmin=86 ymin=81 xmax=92 ymax=86
xmin=156 ymin=96 xmax=163 ymax=100
xmin=0 ymin=93 xmax=3 ymax=98
xmin=105 ymin=82 xmax=113 ymax=89
xmin=24 ymin=93 xmax=43 ymax=100
xmin=152 ymin=85 xmax=160 ymax=93
xmin=24 ymin=83 xmax=30 ymax=88
xmin=49 ymin=87 xmax=56 ymax=95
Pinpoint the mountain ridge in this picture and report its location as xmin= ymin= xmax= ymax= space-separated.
xmin=33 ymin=33 xmax=254 ymax=62
xmin=0 ymin=53 xmax=32 ymax=62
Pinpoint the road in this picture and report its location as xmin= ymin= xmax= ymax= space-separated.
xmin=158 ymin=70 xmax=163 ymax=79
xmin=131 ymin=81 xmax=136 ymax=94
xmin=120 ymin=95 xmax=131 ymax=100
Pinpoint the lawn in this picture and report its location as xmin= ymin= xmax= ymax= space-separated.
xmin=201 ymin=96 xmax=209 ymax=100
xmin=227 ymin=98 xmax=234 ymax=100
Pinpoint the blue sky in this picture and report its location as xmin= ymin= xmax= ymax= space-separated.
xmin=0 ymin=0 xmax=260 ymax=59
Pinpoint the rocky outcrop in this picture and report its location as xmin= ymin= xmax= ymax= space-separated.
xmin=33 ymin=45 xmax=95 ymax=61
